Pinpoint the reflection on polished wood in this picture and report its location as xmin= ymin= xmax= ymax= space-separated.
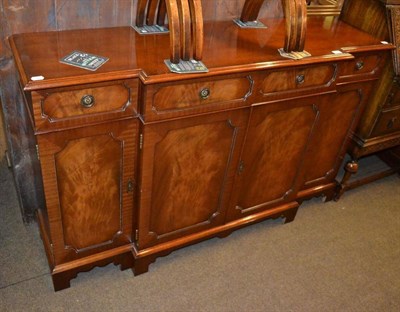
xmin=307 ymin=0 xmax=344 ymax=16
xmin=240 ymin=0 xmax=307 ymax=52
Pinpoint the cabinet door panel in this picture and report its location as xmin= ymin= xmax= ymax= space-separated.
xmin=55 ymin=134 xmax=122 ymax=250
xmin=228 ymin=98 xmax=320 ymax=220
xmin=301 ymin=89 xmax=363 ymax=188
xmin=138 ymin=110 xmax=248 ymax=248
xmin=37 ymin=120 xmax=137 ymax=263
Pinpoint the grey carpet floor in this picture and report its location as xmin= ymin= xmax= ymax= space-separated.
xmin=0 ymin=156 xmax=399 ymax=312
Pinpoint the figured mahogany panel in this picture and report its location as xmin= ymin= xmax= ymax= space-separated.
xmin=55 ymin=134 xmax=122 ymax=251
xmin=36 ymin=120 xmax=137 ymax=263
xmin=138 ymin=110 xmax=248 ymax=248
xmin=301 ymin=89 xmax=363 ymax=187
xmin=43 ymin=84 xmax=130 ymax=119
xmin=151 ymin=122 xmax=231 ymax=235
xmin=228 ymin=99 xmax=319 ymax=219
xmin=145 ymin=75 xmax=253 ymax=121
xmin=338 ymin=52 xmax=383 ymax=83
xmin=260 ymin=64 xmax=336 ymax=96
xmin=32 ymin=80 xmax=138 ymax=132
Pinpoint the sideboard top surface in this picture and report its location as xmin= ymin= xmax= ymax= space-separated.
xmin=10 ymin=16 xmax=391 ymax=90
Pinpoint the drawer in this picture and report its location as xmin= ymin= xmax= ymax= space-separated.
xmin=142 ymin=75 xmax=253 ymax=121
xmin=383 ymin=79 xmax=400 ymax=109
xmin=338 ymin=52 xmax=383 ymax=82
xmin=259 ymin=63 xmax=337 ymax=97
xmin=32 ymin=79 xmax=138 ymax=131
xmin=371 ymin=107 xmax=400 ymax=137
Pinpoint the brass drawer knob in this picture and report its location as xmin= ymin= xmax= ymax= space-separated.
xmin=296 ymin=74 xmax=305 ymax=84
xmin=387 ymin=93 xmax=395 ymax=106
xmin=355 ymin=61 xmax=364 ymax=71
xmin=387 ymin=117 xmax=398 ymax=130
xmin=199 ymin=88 xmax=210 ymax=100
xmin=81 ymin=95 xmax=95 ymax=108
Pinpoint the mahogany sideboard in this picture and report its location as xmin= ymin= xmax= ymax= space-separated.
xmin=9 ymin=4 xmax=393 ymax=291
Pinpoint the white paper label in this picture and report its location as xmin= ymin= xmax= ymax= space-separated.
xmin=31 ymin=76 xmax=44 ymax=81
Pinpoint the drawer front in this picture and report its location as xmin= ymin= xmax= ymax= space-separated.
xmin=259 ymin=64 xmax=337 ymax=97
xmin=371 ymin=107 xmax=400 ymax=137
xmin=33 ymin=79 xmax=138 ymax=131
xmin=143 ymin=75 xmax=253 ymax=121
xmin=383 ymin=80 xmax=400 ymax=109
xmin=338 ymin=52 xmax=383 ymax=82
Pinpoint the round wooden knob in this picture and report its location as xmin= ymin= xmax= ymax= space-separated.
xmin=345 ymin=161 xmax=358 ymax=174
xmin=387 ymin=117 xmax=398 ymax=129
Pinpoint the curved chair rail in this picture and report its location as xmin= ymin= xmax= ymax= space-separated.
xmin=240 ymin=0 xmax=307 ymax=53
xmin=136 ymin=0 xmax=204 ymax=64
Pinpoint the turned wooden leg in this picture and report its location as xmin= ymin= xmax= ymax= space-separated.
xmin=335 ymin=159 xmax=359 ymax=201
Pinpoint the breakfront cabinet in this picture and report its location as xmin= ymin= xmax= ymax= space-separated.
xmin=10 ymin=1 xmax=393 ymax=290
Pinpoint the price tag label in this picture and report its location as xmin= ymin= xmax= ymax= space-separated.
xmin=60 ymin=51 xmax=108 ymax=71
xmin=233 ymin=18 xmax=267 ymax=29
xmin=165 ymin=59 xmax=209 ymax=74
xmin=134 ymin=25 xmax=169 ymax=35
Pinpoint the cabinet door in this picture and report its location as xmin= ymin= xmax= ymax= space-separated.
xmin=227 ymin=97 xmax=321 ymax=221
xmin=37 ymin=119 xmax=137 ymax=264
xmin=300 ymin=86 xmax=366 ymax=189
xmin=137 ymin=110 xmax=248 ymax=249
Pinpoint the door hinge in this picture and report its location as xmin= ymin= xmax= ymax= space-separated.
xmin=135 ymin=229 xmax=139 ymax=242
xmin=35 ymin=144 xmax=40 ymax=160
xmin=127 ymin=179 xmax=134 ymax=193
xmin=139 ymin=133 xmax=143 ymax=150
xmin=5 ymin=150 xmax=12 ymax=168
xmin=238 ymin=160 xmax=245 ymax=175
